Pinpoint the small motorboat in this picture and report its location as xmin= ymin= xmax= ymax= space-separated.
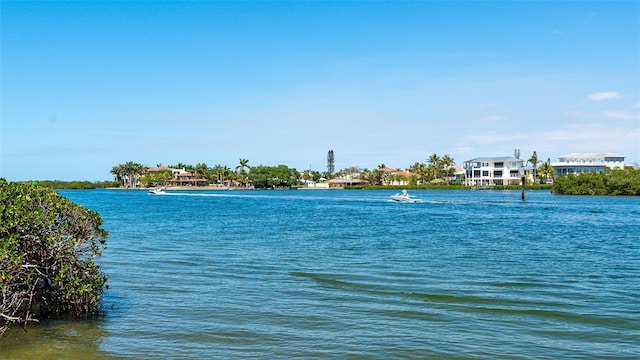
xmin=390 ymin=189 xmax=421 ymax=203
xmin=148 ymin=187 xmax=166 ymax=195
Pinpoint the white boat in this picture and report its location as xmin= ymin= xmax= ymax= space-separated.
xmin=390 ymin=189 xmax=421 ymax=202
xmin=148 ymin=187 xmax=166 ymax=195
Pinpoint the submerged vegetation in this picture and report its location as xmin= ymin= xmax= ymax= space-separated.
xmin=0 ymin=179 xmax=108 ymax=336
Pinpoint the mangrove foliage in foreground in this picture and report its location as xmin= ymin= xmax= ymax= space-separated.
xmin=0 ymin=179 xmax=108 ymax=337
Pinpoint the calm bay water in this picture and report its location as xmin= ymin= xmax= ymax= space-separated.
xmin=1 ymin=189 xmax=639 ymax=359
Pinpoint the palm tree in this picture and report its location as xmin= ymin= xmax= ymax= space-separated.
xmin=427 ymin=153 xmax=442 ymax=180
xmin=185 ymin=164 xmax=195 ymax=174
xmin=194 ymin=163 xmax=209 ymax=185
xmin=129 ymin=162 xmax=146 ymax=188
xmin=170 ymin=163 xmax=188 ymax=171
xmin=528 ymin=151 xmax=542 ymax=182
xmin=120 ymin=162 xmax=133 ymax=188
xmin=409 ymin=162 xmax=427 ymax=184
xmin=440 ymin=154 xmax=455 ymax=182
xmin=236 ymin=158 xmax=251 ymax=186
xmin=118 ymin=161 xmax=143 ymax=188
xmin=110 ymin=164 xmax=125 ymax=184
xmin=361 ymin=168 xmax=382 ymax=185
xmin=427 ymin=153 xmax=441 ymax=167
xmin=396 ymin=173 xmax=408 ymax=186
xmin=223 ymin=166 xmax=232 ymax=185
xmin=212 ymin=165 xmax=223 ymax=185
xmin=423 ymin=166 xmax=437 ymax=182
xmin=441 ymin=154 xmax=455 ymax=168
xmin=387 ymin=173 xmax=399 ymax=186
xmin=538 ymin=158 xmax=555 ymax=183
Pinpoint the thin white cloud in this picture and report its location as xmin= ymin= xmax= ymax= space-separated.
xmin=588 ymin=91 xmax=621 ymax=101
xmin=480 ymin=115 xmax=508 ymax=122
xmin=464 ymin=131 xmax=529 ymax=145
xmin=602 ymin=110 xmax=640 ymax=120
xmin=562 ymin=110 xmax=584 ymax=117
xmin=459 ymin=124 xmax=639 ymax=161
xmin=563 ymin=108 xmax=640 ymax=120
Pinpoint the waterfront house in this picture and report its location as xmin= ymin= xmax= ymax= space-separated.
xmin=378 ymin=167 xmax=396 ymax=185
xmin=445 ymin=165 xmax=465 ymax=183
xmin=463 ymin=156 xmax=530 ymax=186
xmin=146 ymin=164 xmax=170 ymax=174
xmin=378 ymin=167 xmax=397 ymax=174
xmin=389 ymin=170 xmax=418 ymax=186
xmin=551 ymin=153 xmax=626 ymax=177
xmin=301 ymin=179 xmax=330 ymax=189
xmin=328 ymin=177 xmax=366 ymax=188
xmin=167 ymin=172 xmax=207 ymax=186
xmin=378 ymin=167 xmax=419 ymax=186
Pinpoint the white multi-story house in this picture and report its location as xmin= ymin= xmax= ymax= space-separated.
xmin=463 ymin=156 xmax=528 ymax=186
xmin=552 ymin=153 xmax=626 ymax=177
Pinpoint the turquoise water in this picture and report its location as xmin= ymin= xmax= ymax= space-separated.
xmin=2 ymin=189 xmax=639 ymax=359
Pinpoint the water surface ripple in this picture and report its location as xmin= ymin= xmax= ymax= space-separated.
xmin=2 ymin=189 xmax=638 ymax=359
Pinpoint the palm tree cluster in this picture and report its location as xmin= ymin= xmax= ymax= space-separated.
xmin=526 ymin=152 xmax=558 ymax=184
xmin=537 ymin=159 xmax=555 ymax=183
xmin=110 ymin=159 xmax=253 ymax=188
xmin=325 ymin=154 xmax=457 ymax=186
xmin=407 ymin=153 xmax=457 ymax=184
xmin=110 ymin=161 xmax=146 ymax=188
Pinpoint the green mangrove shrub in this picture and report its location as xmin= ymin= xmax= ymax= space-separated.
xmin=0 ymin=179 xmax=108 ymax=336
xmin=552 ymin=168 xmax=640 ymax=195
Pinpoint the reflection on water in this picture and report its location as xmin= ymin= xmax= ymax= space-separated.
xmin=0 ymin=320 xmax=115 ymax=360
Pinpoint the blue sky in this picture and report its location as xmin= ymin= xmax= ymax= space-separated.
xmin=1 ymin=1 xmax=639 ymax=181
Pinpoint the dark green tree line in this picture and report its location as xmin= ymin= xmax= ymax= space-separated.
xmin=553 ymin=168 xmax=640 ymax=195
xmin=248 ymin=165 xmax=301 ymax=189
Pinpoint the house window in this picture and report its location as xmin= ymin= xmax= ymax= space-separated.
xmin=482 ymin=171 xmax=489 ymax=176
xmin=495 ymin=162 xmax=504 ymax=168
xmin=494 ymin=171 xmax=503 ymax=177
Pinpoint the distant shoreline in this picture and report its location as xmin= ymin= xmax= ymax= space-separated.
xmin=107 ymin=186 xmax=235 ymax=191
xmin=108 ymin=186 xmax=337 ymax=191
